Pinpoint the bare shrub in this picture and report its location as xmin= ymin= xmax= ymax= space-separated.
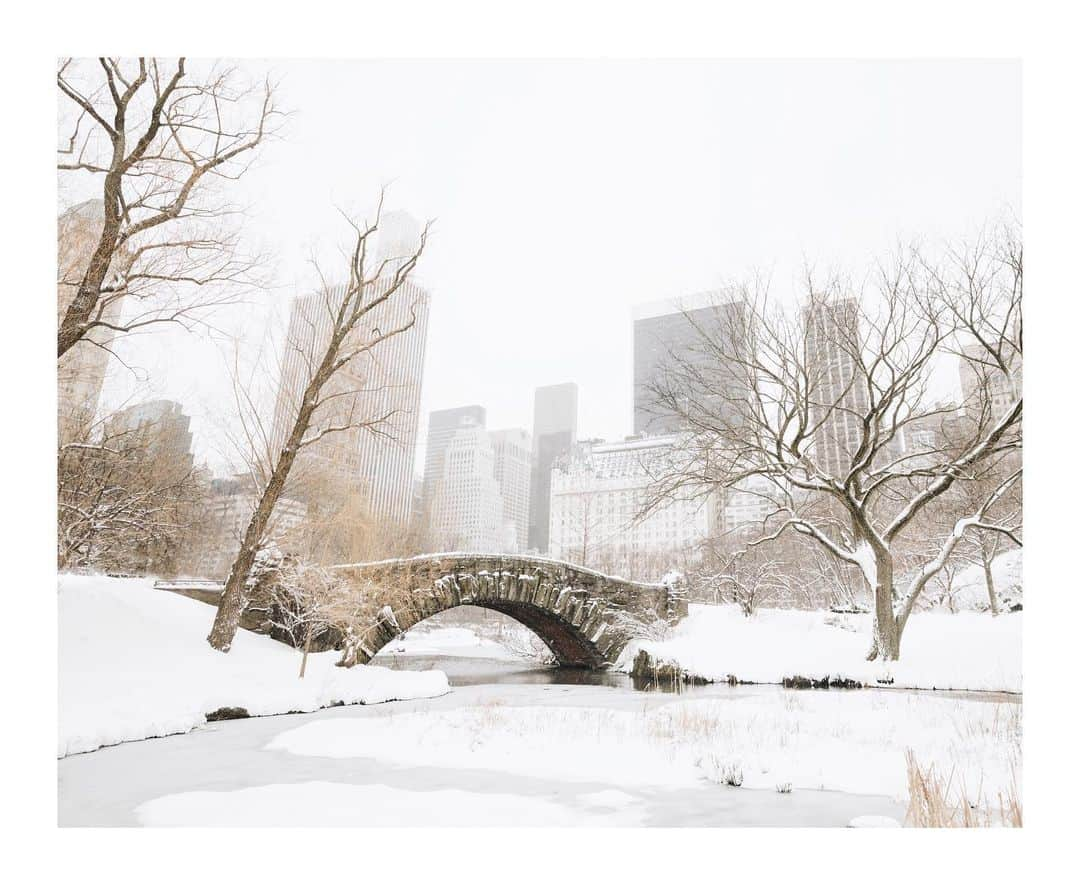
xmin=700 ymin=754 xmax=744 ymax=787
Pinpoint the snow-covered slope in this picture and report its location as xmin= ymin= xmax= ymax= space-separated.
xmin=58 ymin=574 xmax=449 ymax=757
xmin=618 ymin=604 xmax=1021 ymax=693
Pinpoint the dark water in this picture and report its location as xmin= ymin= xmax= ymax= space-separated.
xmin=374 ymin=652 xmax=632 ymax=687
xmin=373 ymin=651 xmax=1022 ymax=704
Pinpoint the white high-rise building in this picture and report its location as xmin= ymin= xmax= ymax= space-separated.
xmin=548 ymin=435 xmax=718 ymax=579
xmin=421 ymin=405 xmax=487 ymax=526
xmin=491 ymin=428 xmax=532 ymax=553
xmin=428 ymin=424 xmax=505 ymax=552
xmin=271 ymin=212 xmax=430 ymax=529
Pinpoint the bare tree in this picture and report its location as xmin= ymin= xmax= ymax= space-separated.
xmin=207 ymin=197 xmax=430 ymax=652
xmin=58 ymin=400 xmax=207 ymax=575
xmin=693 ymin=544 xmax=793 ymax=616
xmin=557 ymin=488 xmax=606 ymax=569
xmin=56 ymin=58 xmax=281 ymax=359
xmin=645 ymin=227 xmax=1022 ymax=661
xmin=267 ymin=559 xmax=356 ymax=678
xmin=927 ymin=455 xmax=1022 ymax=614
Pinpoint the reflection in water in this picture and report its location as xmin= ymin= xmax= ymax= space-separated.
xmin=374 ymin=652 xmax=1022 ymax=703
xmin=374 ymin=653 xmax=628 ymax=688
xmin=374 ymin=653 xmax=718 ymax=694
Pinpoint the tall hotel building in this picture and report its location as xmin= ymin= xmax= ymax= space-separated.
xmin=270 ymin=211 xmax=431 ymax=528
xmin=633 ymin=292 xmax=748 ymax=436
xmin=548 ymin=435 xmax=718 ymax=579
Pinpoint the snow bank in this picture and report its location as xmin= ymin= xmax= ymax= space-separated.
xmin=947 ymin=548 xmax=1023 ymax=612
xmin=269 ymin=706 xmax=699 ymax=788
xmin=619 ymin=604 xmax=1021 ymax=693
xmin=58 ymin=574 xmax=449 ymax=757
xmin=266 ymin=693 xmax=1020 ymax=806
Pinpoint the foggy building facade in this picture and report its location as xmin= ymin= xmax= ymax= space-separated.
xmin=804 ymin=297 xmax=871 ymax=478
xmin=427 ymin=420 xmax=505 ymax=552
xmin=57 ymin=199 xmax=125 ymax=446
xmin=270 ymin=212 xmax=431 ymax=530
xmin=491 ymin=427 xmax=532 ymax=553
xmin=548 ymin=434 xmax=717 ymax=579
xmin=421 ymin=405 xmax=487 ymax=527
xmin=633 ymin=293 xmax=748 ymax=436
xmin=189 ymin=474 xmax=308 ymax=580
xmin=527 ymin=382 xmax=578 ymax=553
xmin=104 ymin=399 xmax=195 ymax=481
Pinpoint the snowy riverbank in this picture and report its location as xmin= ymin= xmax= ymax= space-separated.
xmin=58 ymin=574 xmax=450 ymax=758
xmin=617 ymin=604 xmax=1022 ymax=694
xmin=260 ymin=689 xmax=1019 ymax=814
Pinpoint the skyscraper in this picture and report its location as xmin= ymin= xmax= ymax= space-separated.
xmin=427 ymin=420 xmax=504 ymax=552
xmin=270 ymin=212 xmax=431 ymax=530
xmin=633 ymin=292 xmax=748 ymax=436
xmin=804 ymin=298 xmax=870 ymax=477
xmin=57 ymin=199 xmax=125 ymax=445
xmin=527 ymin=382 xmax=578 ymax=553
xmin=491 ymin=428 xmax=532 ymax=552
xmin=421 ymin=405 xmax=487 ymax=525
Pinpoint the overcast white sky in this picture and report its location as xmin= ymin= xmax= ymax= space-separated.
xmin=93 ymin=59 xmax=1020 ymax=475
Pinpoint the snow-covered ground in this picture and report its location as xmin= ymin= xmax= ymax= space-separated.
xmin=58 ymin=574 xmax=449 ymax=758
xmin=946 ymin=548 xmax=1023 ymax=612
xmin=136 ymin=782 xmax=646 ymax=826
xmin=618 ymin=603 xmax=1021 ymax=693
xmin=265 ymin=690 xmax=1021 ymax=811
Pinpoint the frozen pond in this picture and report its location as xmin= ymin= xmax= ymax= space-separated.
xmin=59 ymin=652 xmax=1019 ymax=826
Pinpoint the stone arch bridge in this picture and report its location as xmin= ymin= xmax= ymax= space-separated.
xmin=331 ymin=554 xmax=688 ymax=669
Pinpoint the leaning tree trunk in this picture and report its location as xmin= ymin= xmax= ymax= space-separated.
xmin=207 ymin=442 xmax=302 ymax=651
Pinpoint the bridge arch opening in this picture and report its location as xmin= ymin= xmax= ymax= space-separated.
xmin=366 ymin=599 xmax=612 ymax=668
xmin=371 ymin=605 xmax=554 ymax=664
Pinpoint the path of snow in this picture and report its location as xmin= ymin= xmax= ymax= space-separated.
xmin=58 ymin=574 xmax=449 ymax=758
xmin=618 ymin=603 xmax=1021 ymax=693
xmin=266 ymin=691 xmax=1020 ymax=807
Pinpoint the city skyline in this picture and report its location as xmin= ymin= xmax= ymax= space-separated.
xmin=48 ymin=44 xmax=1034 ymax=838
xmin=71 ymin=59 xmax=1019 ymax=473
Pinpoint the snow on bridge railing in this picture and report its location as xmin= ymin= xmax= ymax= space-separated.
xmin=153 ymin=579 xmax=225 ymax=592
xmin=330 ymin=551 xmax=671 ymax=589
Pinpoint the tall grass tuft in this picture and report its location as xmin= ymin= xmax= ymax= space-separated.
xmin=905 ymin=750 xmax=1021 ymax=827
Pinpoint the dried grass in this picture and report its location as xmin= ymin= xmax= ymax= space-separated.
xmin=905 ymin=750 xmax=1021 ymax=827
